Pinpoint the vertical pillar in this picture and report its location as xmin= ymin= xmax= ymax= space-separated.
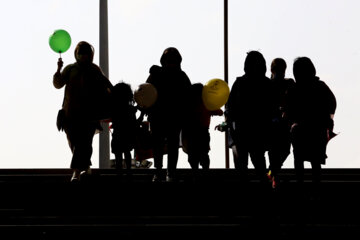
xmin=224 ymin=0 xmax=230 ymax=168
xmin=99 ymin=0 xmax=110 ymax=168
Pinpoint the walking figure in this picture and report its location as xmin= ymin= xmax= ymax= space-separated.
xmin=285 ymin=57 xmax=337 ymax=189
xmin=110 ymin=82 xmax=137 ymax=172
xmin=182 ymin=83 xmax=223 ymax=172
xmin=226 ymin=51 xmax=274 ymax=184
xmin=145 ymin=47 xmax=192 ymax=182
xmin=53 ymin=41 xmax=113 ymax=182
xmin=267 ymin=58 xmax=295 ymax=188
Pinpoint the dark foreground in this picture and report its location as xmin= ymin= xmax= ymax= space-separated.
xmin=0 ymin=168 xmax=360 ymax=239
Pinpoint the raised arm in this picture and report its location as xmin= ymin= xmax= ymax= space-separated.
xmin=53 ymin=58 xmax=67 ymax=89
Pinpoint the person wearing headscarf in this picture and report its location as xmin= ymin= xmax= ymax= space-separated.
xmin=53 ymin=41 xmax=113 ymax=182
xmin=226 ymin=50 xmax=274 ymax=184
xmin=285 ymin=57 xmax=337 ymax=187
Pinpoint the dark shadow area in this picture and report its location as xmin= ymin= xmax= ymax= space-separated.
xmin=0 ymin=168 xmax=359 ymax=239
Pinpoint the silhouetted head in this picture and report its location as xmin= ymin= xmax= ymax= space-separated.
xmin=113 ymin=82 xmax=134 ymax=105
xmin=244 ymin=51 xmax=267 ymax=77
xmin=271 ymin=58 xmax=287 ymax=79
xmin=293 ymin=57 xmax=317 ymax=84
xmin=160 ymin=47 xmax=182 ymax=69
xmin=75 ymin=41 xmax=94 ymax=65
xmin=190 ymin=83 xmax=204 ymax=103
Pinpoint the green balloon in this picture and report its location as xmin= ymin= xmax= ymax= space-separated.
xmin=49 ymin=29 xmax=71 ymax=54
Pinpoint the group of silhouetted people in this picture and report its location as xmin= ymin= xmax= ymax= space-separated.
xmin=53 ymin=41 xmax=337 ymax=189
xmin=226 ymin=51 xmax=336 ymax=189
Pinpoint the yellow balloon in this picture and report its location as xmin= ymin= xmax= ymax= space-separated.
xmin=202 ymin=78 xmax=230 ymax=111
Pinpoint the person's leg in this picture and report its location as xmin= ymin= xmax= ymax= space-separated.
xmin=232 ymin=128 xmax=250 ymax=180
xmin=124 ymin=151 xmax=132 ymax=170
xmin=200 ymin=129 xmax=211 ymax=170
xmin=200 ymin=153 xmax=210 ymax=170
xmin=151 ymin=123 xmax=165 ymax=181
xmin=267 ymin=150 xmax=277 ymax=175
xmin=310 ymin=132 xmax=328 ymax=193
xmin=249 ymin=150 xmax=267 ymax=184
xmin=186 ymin=130 xmax=199 ymax=170
xmin=65 ymin=127 xmax=77 ymax=181
xmin=311 ymin=159 xmax=322 ymax=188
xmin=232 ymin=145 xmax=240 ymax=169
xmin=294 ymin=156 xmax=305 ymax=184
xmin=153 ymin=135 xmax=165 ymax=170
xmin=115 ymin=153 xmax=123 ymax=170
xmin=124 ymin=150 xmax=133 ymax=181
xmin=166 ymin=127 xmax=181 ymax=180
xmin=235 ymin=143 xmax=250 ymax=182
xmin=267 ymin=150 xmax=280 ymax=188
xmin=291 ymin=126 xmax=306 ymax=188
xmin=188 ymin=152 xmax=199 ymax=170
xmin=269 ymin=122 xmax=291 ymax=177
xmin=67 ymin=123 xmax=96 ymax=181
xmin=274 ymin=135 xmax=292 ymax=177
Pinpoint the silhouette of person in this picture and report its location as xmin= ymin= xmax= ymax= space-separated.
xmin=285 ymin=57 xmax=336 ymax=188
xmin=110 ymin=82 xmax=137 ymax=172
xmin=267 ymin=58 xmax=295 ymax=189
xmin=226 ymin=51 xmax=274 ymax=184
xmin=182 ymin=83 xmax=223 ymax=172
xmin=53 ymin=41 xmax=113 ymax=182
xmin=146 ymin=47 xmax=192 ymax=182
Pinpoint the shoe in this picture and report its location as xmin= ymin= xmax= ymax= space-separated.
xmin=152 ymin=174 xmax=161 ymax=182
xmin=71 ymin=176 xmax=79 ymax=182
xmin=266 ymin=170 xmax=272 ymax=181
xmin=266 ymin=170 xmax=277 ymax=188
xmin=80 ymin=167 xmax=92 ymax=176
xmin=166 ymin=175 xmax=176 ymax=182
xmin=79 ymin=168 xmax=91 ymax=181
xmin=271 ymin=176 xmax=277 ymax=189
xmin=71 ymin=169 xmax=80 ymax=182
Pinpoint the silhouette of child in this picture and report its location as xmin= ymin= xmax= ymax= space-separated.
xmin=182 ymin=83 xmax=223 ymax=171
xmin=267 ymin=58 xmax=295 ymax=189
xmin=110 ymin=82 xmax=137 ymax=171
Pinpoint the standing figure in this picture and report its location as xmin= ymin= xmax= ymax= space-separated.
xmin=110 ymin=82 xmax=137 ymax=172
xmin=226 ymin=51 xmax=274 ymax=183
xmin=53 ymin=41 xmax=113 ymax=182
xmin=267 ymin=58 xmax=295 ymax=188
xmin=285 ymin=57 xmax=336 ymax=188
xmin=182 ymin=83 xmax=223 ymax=171
xmin=146 ymin=47 xmax=192 ymax=182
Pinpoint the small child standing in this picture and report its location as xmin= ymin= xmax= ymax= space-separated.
xmin=182 ymin=83 xmax=223 ymax=170
xmin=110 ymin=82 xmax=137 ymax=171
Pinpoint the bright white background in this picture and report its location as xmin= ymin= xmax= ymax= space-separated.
xmin=0 ymin=0 xmax=359 ymax=169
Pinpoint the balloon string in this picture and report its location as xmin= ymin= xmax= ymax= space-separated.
xmin=59 ymin=52 xmax=62 ymax=58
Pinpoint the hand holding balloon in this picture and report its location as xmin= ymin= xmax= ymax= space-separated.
xmin=57 ymin=58 xmax=63 ymax=73
xmin=50 ymin=29 xmax=71 ymax=75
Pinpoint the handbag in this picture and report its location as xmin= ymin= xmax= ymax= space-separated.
xmin=56 ymin=94 xmax=66 ymax=132
xmin=56 ymin=108 xmax=65 ymax=132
